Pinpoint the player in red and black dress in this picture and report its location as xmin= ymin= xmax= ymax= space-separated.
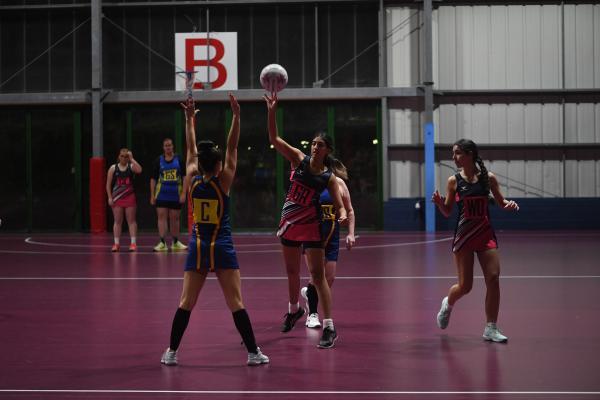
xmin=105 ymin=148 xmax=142 ymax=252
xmin=161 ymin=94 xmax=269 ymax=367
xmin=432 ymin=139 xmax=519 ymax=342
xmin=264 ymin=93 xmax=347 ymax=349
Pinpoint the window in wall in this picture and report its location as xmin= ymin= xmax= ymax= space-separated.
xmin=0 ymin=12 xmax=25 ymax=93
xmin=25 ymin=11 xmax=49 ymax=92
xmin=129 ymin=105 xmax=181 ymax=231
xmin=221 ymin=6 xmax=253 ymax=89
xmin=30 ymin=109 xmax=77 ymax=230
xmin=0 ymin=110 xmax=27 ymax=230
xmin=231 ymin=102 xmax=277 ymax=229
xmin=50 ymin=11 xmax=75 ymax=92
xmin=335 ymin=101 xmax=380 ymax=229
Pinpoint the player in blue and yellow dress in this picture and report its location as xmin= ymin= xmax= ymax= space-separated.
xmin=150 ymin=139 xmax=187 ymax=252
xmin=160 ymin=94 xmax=269 ymax=367
xmin=301 ymin=161 xmax=356 ymax=329
xmin=432 ymin=139 xmax=519 ymax=343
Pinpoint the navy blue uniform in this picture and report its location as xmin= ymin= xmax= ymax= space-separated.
xmin=153 ymin=155 xmax=185 ymax=208
xmin=319 ymin=189 xmax=340 ymax=261
xmin=185 ymin=175 xmax=238 ymax=272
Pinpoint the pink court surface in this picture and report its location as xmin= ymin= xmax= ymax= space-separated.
xmin=0 ymin=231 xmax=599 ymax=400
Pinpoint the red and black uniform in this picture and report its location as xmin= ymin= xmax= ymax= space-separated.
xmin=277 ymin=155 xmax=332 ymax=247
xmin=452 ymin=173 xmax=498 ymax=253
xmin=112 ymin=163 xmax=136 ymax=208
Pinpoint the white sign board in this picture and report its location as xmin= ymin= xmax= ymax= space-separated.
xmin=174 ymin=32 xmax=238 ymax=91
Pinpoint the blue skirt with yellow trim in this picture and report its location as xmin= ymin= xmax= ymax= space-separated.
xmin=184 ymin=236 xmax=239 ymax=272
xmin=321 ymin=220 xmax=340 ymax=262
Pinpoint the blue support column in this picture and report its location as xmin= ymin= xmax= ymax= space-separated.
xmin=424 ymin=122 xmax=435 ymax=232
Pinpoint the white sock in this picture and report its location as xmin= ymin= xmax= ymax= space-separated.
xmin=289 ymin=302 xmax=299 ymax=313
xmin=322 ymin=318 xmax=334 ymax=329
xmin=131 ymin=237 xmax=136 ymax=245
xmin=114 ymin=238 xmax=120 ymax=245
xmin=487 ymin=322 xmax=497 ymax=329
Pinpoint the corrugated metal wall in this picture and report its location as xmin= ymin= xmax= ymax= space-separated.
xmin=386 ymin=4 xmax=600 ymax=198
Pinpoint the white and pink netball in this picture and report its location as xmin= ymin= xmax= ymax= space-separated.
xmin=260 ymin=64 xmax=288 ymax=93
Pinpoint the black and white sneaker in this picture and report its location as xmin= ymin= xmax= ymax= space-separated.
xmin=281 ymin=308 xmax=305 ymax=333
xmin=318 ymin=327 xmax=338 ymax=349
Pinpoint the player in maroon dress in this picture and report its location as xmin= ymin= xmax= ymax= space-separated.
xmin=264 ymin=93 xmax=347 ymax=349
xmin=432 ymin=139 xmax=519 ymax=342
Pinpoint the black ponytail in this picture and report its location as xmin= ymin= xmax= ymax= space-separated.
xmin=197 ymin=140 xmax=223 ymax=174
xmin=475 ymin=156 xmax=490 ymax=194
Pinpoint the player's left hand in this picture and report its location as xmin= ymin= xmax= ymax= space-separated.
xmin=345 ymin=234 xmax=355 ymax=250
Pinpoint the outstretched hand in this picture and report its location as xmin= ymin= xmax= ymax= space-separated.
xmin=263 ymin=92 xmax=278 ymax=113
xmin=229 ymin=93 xmax=240 ymax=116
xmin=180 ymin=97 xmax=198 ymax=119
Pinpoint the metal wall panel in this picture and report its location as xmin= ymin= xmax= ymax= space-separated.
xmin=389 ymin=109 xmax=420 ymax=144
xmin=427 ymin=4 xmax=600 ymax=90
xmin=391 ymin=159 xmax=573 ymax=199
xmin=386 ymin=7 xmax=420 ymax=87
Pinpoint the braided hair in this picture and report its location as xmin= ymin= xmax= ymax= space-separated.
xmin=454 ymin=138 xmax=489 ymax=194
xmin=197 ymin=140 xmax=223 ymax=174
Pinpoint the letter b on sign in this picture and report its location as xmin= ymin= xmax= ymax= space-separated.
xmin=175 ymin=32 xmax=238 ymax=91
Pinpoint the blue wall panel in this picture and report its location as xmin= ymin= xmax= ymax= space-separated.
xmin=384 ymin=198 xmax=600 ymax=231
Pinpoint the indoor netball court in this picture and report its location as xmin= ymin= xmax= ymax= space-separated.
xmin=1 ymin=231 xmax=599 ymax=399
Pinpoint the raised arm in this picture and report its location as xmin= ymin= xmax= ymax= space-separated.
xmin=127 ymin=151 xmax=142 ymax=174
xmin=220 ymin=93 xmax=240 ymax=194
xmin=328 ymin=174 xmax=347 ymax=225
xmin=264 ymin=93 xmax=304 ymax=167
xmin=106 ymin=165 xmax=115 ymax=207
xmin=337 ymin=177 xmax=355 ymax=250
xmin=489 ymin=173 xmax=519 ymax=211
xmin=431 ymin=175 xmax=457 ymax=218
xmin=181 ymin=98 xmax=199 ymax=177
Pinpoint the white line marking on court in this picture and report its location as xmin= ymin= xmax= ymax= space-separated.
xmin=0 ymin=275 xmax=598 ymax=281
xmin=23 ymin=237 xmax=278 ymax=248
xmin=14 ymin=236 xmax=453 ymax=255
xmin=0 ymin=389 xmax=598 ymax=396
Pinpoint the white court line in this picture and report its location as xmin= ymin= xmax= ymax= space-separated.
xmin=3 ymin=236 xmax=454 ymax=255
xmin=0 ymin=389 xmax=598 ymax=396
xmin=0 ymin=275 xmax=599 ymax=281
xmin=23 ymin=237 xmax=278 ymax=248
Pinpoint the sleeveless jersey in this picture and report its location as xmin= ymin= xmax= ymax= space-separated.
xmin=185 ymin=175 xmax=238 ymax=272
xmin=278 ymin=155 xmax=332 ymax=241
xmin=154 ymin=155 xmax=184 ymax=202
xmin=452 ymin=173 xmax=496 ymax=253
xmin=111 ymin=163 xmax=135 ymax=202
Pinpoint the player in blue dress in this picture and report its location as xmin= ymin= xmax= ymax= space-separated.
xmin=432 ymin=139 xmax=519 ymax=342
xmin=301 ymin=160 xmax=356 ymax=328
xmin=150 ymin=138 xmax=188 ymax=252
xmin=161 ymin=94 xmax=269 ymax=366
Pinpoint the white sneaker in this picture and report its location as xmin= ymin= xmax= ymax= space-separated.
xmin=483 ymin=324 xmax=508 ymax=343
xmin=160 ymin=348 xmax=178 ymax=365
xmin=305 ymin=313 xmax=321 ymax=328
xmin=436 ymin=296 xmax=452 ymax=329
xmin=247 ymin=347 xmax=270 ymax=366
